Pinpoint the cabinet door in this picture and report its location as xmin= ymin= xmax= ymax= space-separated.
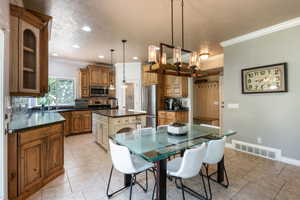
xmin=80 ymin=69 xmax=89 ymax=97
xmin=60 ymin=112 xmax=70 ymax=136
xmin=96 ymin=122 xmax=103 ymax=145
xmin=81 ymin=112 xmax=91 ymax=132
xmin=46 ymin=134 xmax=63 ymax=176
xmin=89 ymin=67 xmax=101 ymax=86
xmin=101 ymin=68 xmax=109 ymax=86
xmin=19 ymin=139 xmax=45 ymax=193
xmin=10 ymin=16 xmax=19 ymax=93
xmin=102 ymin=124 xmax=109 ymax=149
xmin=71 ymin=113 xmax=82 ymax=134
xmin=19 ymin=20 xmax=40 ymax=94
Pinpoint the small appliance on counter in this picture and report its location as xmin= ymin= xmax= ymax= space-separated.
xmin=75 ymin=98 xmax=89 ymax=108
xmin=107 ymin=97 xmax=118 ymax=109
xmin=165 ymin=98 xmax=183 ymax=111
xmin=167 ymin=122 xmax=188 ymax=136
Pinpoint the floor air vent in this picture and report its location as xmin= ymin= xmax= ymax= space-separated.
xmin=231 ymin=140 xmax=281 ymax=160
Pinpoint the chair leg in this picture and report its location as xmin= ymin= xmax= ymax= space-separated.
xmin=223 ymin=165 xmax=229 ymax=188
xmin=106 ymin=165 xmax=114 ymax=198
xmin=179 ymin=178 xmax=186 ymax=200
xmin=205 ymin=165 xmax=212 ymax=200
xmin=200 ymin=171 xmax=208 ymax=200
xmin=204 ymin=164 xmax=230 ymax=188
xmin=152 ymin=170 xmax=157 ymax=200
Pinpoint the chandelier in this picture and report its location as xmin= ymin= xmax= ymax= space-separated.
xmin=148 ymin=0 xmax=210 ymax=77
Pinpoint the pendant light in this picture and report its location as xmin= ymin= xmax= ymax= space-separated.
xmin=121 ymin=40 xmax=127 ymax=88
xmin=109 ymin=49 xmax=115 ymax=90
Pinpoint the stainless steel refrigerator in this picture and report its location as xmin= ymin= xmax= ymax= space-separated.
xmin=141 ymin=85 xmax=157 ymax=128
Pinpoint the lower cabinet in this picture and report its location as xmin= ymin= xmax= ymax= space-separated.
xmin=19 ymin=138 xmax=45 ymax=194
xmin=70 ymin=111 xmax=91 ymax=134
xmin=158 ymin=111 xmax=189 ymax=126
xmin=60 ymin=112 xmax=71 ymax=136
xmin=8 ymin=122 xmax=64 ymax=200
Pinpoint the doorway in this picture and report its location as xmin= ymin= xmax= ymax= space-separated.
xmin=193 ymin=76 xmax=220 ymax=126
xmin=125 ymin=83 xmax=135 ymax=110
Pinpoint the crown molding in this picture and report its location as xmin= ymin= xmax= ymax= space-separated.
xmin=220 ymin=17 xmax=300 ymax=47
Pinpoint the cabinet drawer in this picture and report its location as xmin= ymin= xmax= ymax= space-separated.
xmin=158 ymin=111 xmax=166 ymax=119
xmin=19 ymin=123 xmax=63 ymax=145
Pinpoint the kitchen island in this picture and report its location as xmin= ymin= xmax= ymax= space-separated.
xmin=92 ymin=109 xmax=147 ymax=150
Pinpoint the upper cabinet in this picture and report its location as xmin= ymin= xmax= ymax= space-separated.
xmin=9 ymin=5 xmax=52 ymax=97
xmin=79 ymin=65 xmax=113 ymax=98
xmin=142 ymin=65 xmax=158 ymax=86
xmin=164 ymin=75 xmax=188 ymax=98
xmin=80 ymin=68 xmax=89 ymax=98
xmin=88 ymin=65 xmax=110 ymax=87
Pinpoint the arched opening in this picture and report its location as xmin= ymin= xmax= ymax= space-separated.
xmin=116 ymin=127 xmax=134 ymax=134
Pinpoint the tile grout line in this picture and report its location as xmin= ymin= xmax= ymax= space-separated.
xmin=273 ymin=181 xmax=287 ymax=200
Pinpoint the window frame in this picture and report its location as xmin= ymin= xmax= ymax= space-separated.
xmin=33 ymin=76 xmax=76 ymax=107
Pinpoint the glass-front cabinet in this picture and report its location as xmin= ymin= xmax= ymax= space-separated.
xmin=19 ymin=21 xmax=40 ymax=93
xmin=9 ymin=5 xmax=52 ymax=97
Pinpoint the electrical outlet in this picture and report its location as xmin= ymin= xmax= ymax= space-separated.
xmin=257 ymin=137 xmax=262 ymax=144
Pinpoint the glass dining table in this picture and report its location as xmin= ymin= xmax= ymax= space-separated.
xmin=110 ymin=124 xmax=237 ymax=200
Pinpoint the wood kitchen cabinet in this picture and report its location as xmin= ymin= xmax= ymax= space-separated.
xmin=88 ymin=65 xmax=110 ymax=86
xmin=158 ymin=110 xmax=189 ymax=126
xmin=8 ymin=123 xmax=64 ymax=200
xmin=164 ymin=75 xmax=188 ymax=98
xmin=142 ymin=65 xmax=159 ymax=86
xmin=9 ymin=5 xmax=52 ymax=97
xmin=70 ymin=111 xmax=91 ymax=134
xmin=59 ymin=112 xmax=71 ymax=136
xmin=80 ymin=68 xmax=89 ymax=98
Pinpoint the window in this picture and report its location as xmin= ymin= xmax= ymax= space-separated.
xmin=37 ymin=77 xmax=75 ymax=106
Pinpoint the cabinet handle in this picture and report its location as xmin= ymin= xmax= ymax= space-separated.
xmin=33 ymin=168 xmax=38 ymax=172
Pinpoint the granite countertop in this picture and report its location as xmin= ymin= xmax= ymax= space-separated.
xmin=93 ymin=109 xmax=147 ymax=118
xmin=39 ymin=105 xmax=112 ymax=112
xmin=9 ymin=111 xmax=65 ymax=133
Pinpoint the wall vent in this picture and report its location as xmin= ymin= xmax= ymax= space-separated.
xmin=231 ymin=140 xmax=281 ymax=161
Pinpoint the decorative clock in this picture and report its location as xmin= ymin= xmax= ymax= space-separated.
xmin=241 ymin=63 xmax=288 ymax=94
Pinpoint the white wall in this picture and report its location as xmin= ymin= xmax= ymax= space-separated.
xmin=0 ymin=0 xmax=10 ymax=199
xmin=49 ymin=57 xmax=93 ymax=98
xmin=115 ymin=62 xmax=142 ymax=110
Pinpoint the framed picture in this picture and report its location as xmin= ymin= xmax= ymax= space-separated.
xmin=241 ymin=63 xmax=288 ymax=94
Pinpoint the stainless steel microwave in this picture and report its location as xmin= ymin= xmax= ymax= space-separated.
xmin=90 ymin=86 xmax=109 ymax=97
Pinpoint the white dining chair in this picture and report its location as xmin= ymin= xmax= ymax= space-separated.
xmin=107 ymin=139 xmax=155 ymax=200
xmin=203 ymin=136 xmax=228 ymax=200
xmin=152 ymin=143 xmax=208 ymax=200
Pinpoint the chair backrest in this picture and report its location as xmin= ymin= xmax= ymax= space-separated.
xmin=200 ymin=124 xmax=220 ymax=129
xmin=109 ymin=139 xmax=136 ymax=174
xmin=175 ymin=143 xmax=207 ymax=179
xmin=204 ymin=136 xmax=226 ymax=164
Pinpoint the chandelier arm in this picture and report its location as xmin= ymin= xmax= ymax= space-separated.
xmin=171 ymin=0 xmax=174 ymax=46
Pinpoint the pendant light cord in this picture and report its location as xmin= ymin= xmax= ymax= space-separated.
xmin=122 ymin=40 xmax=127 ymax=83
xmin=181 ymin=0 xmax=184 ymax=49
xmin=171 ymin=0 xmax=174 ymax=46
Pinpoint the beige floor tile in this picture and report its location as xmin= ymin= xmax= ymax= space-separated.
xmin=23 ymin=134 xmax=300 ymax=200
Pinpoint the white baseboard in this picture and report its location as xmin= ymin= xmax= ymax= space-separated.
xmin=225 ymin=141 xmax=300 ymax=167
xmin=280 ymin=156 xmax=300 ymax=167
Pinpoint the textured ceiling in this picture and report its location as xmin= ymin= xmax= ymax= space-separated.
xmin=24 ymin=0 xmax=300 ymax=63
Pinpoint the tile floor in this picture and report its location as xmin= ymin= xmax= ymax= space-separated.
xmin=27 ymin=134 xmax=300 ymax=200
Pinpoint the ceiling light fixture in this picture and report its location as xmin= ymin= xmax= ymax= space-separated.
xmin=147 ymin=0 xmax=207 ymax=77
xmin=81 ymin=26 xmax=92 ymax=32
xmin=109 ymin=49 xmax=115 ymax=90
xmin=121 ymin=40 xmax=127 ymax=89
xmin=52 ymin=53 xmax=58 ymax=57
xmin=72 ymin=44 xmax=80 ymax=49
xmin=199 ymin=52 xmax=210 ymax=60
xmin=98 ymin=55 xmax=104 ymax=59
xmin=133 ymin=56 xmax=139 ymax=60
